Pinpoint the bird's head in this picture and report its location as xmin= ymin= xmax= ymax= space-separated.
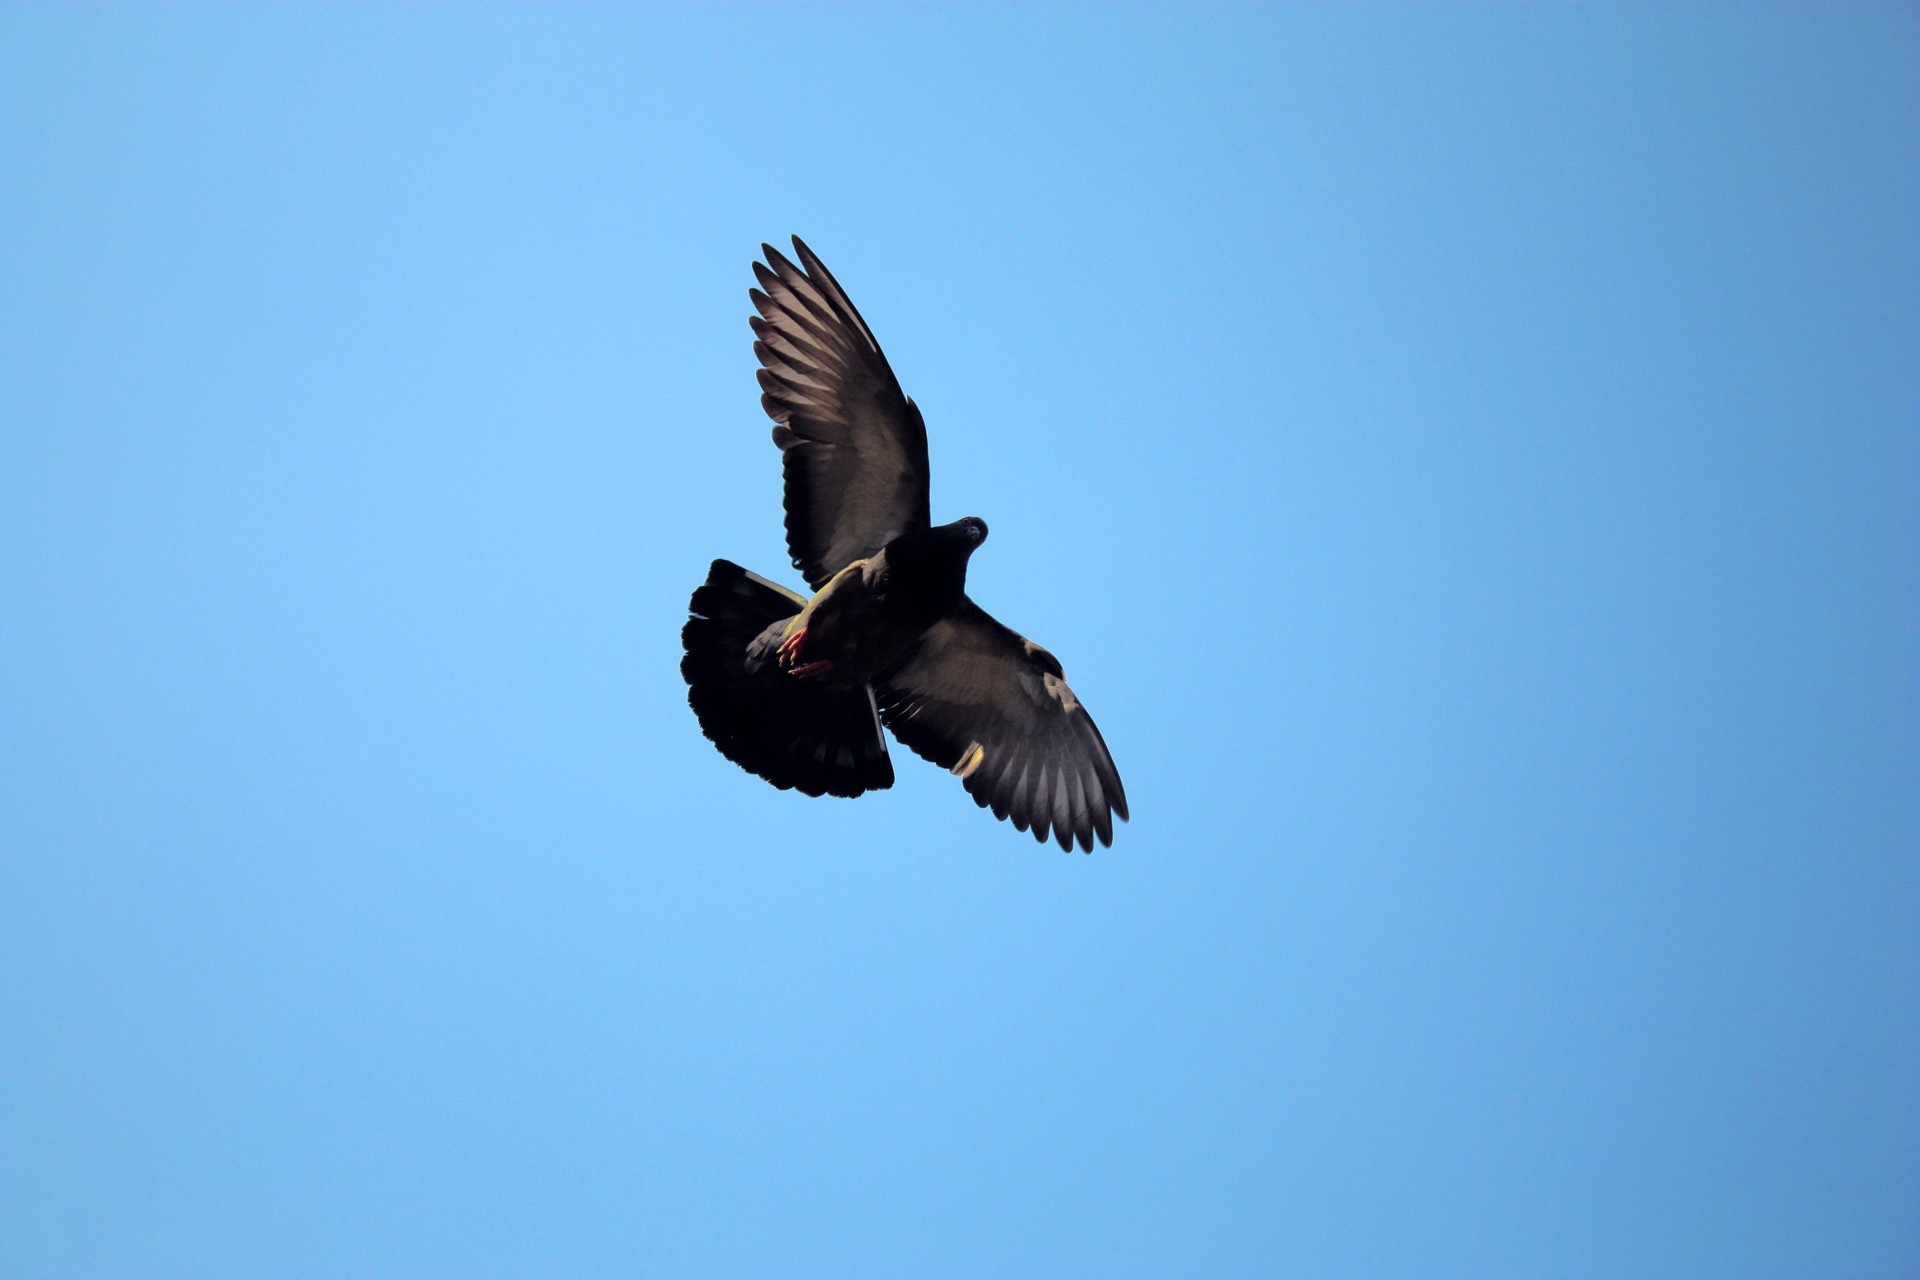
xmin=934 ymin=516 xmax=989 ymax=567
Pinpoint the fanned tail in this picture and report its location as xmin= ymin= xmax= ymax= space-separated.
xmin=680 ymin=559 xmax=894 ymax=799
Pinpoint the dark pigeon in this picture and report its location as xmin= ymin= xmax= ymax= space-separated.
xmin=680 ymin=238 xmax=1127 ymax=851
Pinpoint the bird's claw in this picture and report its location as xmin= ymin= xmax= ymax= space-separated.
xmin=777 ymin=627 xmax=807 ymax=668
xmin=778 ymin=627 xmax=831 ymax=676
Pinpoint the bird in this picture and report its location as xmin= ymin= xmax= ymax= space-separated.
xmin=680 ymin=238 xmax=1127 ymax=851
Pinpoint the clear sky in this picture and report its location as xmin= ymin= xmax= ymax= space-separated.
xmin=3 ymin=5 xmax=1915 ymax=1278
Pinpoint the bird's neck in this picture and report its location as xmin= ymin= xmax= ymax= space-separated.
xmin=876 ymin=533 xmax=969 ymax=625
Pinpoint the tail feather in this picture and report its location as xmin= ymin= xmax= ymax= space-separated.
xmin=681 ymin=559 xmax=894 ymax=799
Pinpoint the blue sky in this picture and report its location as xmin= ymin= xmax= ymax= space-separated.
xmin=3 ymin=5 xmax=1915 ymax=1277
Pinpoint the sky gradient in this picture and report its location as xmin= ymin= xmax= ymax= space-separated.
xmin=4 ymin=6 xmax=1917 ymax=1278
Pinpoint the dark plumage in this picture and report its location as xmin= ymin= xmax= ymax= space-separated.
xmin=680 ymin=238 xmax=1127 ymax=851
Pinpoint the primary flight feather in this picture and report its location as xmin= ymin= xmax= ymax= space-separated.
xmin=680 ymin=238 xmax=1127 ymax=851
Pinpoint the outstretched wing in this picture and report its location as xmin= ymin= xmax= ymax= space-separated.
xmin=751 ymin=237 xmax=931 ymax=590
xmin=876 ymin=598 xmax=1128 ymax=851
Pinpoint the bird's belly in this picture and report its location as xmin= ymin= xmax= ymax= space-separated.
xmin=806 ymin=613 xmax=926 ymax=688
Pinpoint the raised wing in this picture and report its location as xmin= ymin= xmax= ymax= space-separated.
xmin=876 ymin=599 xmax=1128 ymax=851
xmin=751 ymin=238 xmax=931 ymax=590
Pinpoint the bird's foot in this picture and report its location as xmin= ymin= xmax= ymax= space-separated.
xmin=776 ymin=627 xmax=808 ymax=668
xmin=788 ymin=659 xmax=835 ymax=679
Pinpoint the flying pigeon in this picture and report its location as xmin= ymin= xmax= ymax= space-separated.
xmin=680 ymin=238 xmax=1127 ymax=851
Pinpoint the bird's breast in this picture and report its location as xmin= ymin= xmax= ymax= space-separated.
xmin=790 ymin=560 xmax=939 ymax=687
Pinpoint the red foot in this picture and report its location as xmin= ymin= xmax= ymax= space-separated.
xmin=788 ymin=660 xmax=835 ymax=679
xmin=776 ymin=627 xmax=807 ymax=668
